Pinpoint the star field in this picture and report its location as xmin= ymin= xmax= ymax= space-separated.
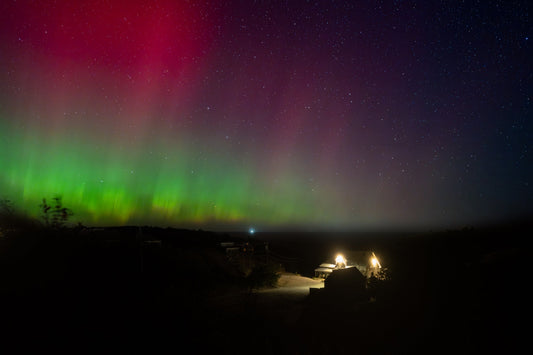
xmin=0 ymin=0 xmax=531 ymax=230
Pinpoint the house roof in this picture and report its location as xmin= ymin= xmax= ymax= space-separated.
xmin=319 ymin=263 xmax=336 ymax=268
xmin=314 ymin=267 xmax=333 ymax=273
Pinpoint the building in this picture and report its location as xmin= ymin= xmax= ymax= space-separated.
xmin=346 ymin=251 xmax=382 ymax=278
xmin=314 ymin=263 xmax=336 ymax=278
xmin=324 ymin=267 xmax=367 ymax=298
xmin=314 ymin=251 xmax=382 ymax=279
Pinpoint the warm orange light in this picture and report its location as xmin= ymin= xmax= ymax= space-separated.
xmin=335 ymin=254 xmax=346 ymax=267
xmin=370 ymin=252 xmax=381 ymax=268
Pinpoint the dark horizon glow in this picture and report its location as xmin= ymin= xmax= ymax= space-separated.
xmin=1 ymin=1 xmax=531 ymax=231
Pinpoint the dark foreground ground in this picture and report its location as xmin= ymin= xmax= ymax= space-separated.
xmin=0 ymin=223 xmax=528 ymax=354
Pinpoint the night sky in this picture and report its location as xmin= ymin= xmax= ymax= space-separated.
xmin=1 ymin=0 xmax=531 ymax=231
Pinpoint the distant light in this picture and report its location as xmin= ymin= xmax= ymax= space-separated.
xmin=335 ymin=254 xmax=346 ymax=268
xmin=249 ymin=227 xmax=255 ymax=235
xmin=370 ymin=252 xmax=381 ymax=268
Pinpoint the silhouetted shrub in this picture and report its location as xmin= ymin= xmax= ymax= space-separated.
xmin=246 ymin=263 xmax=281 ymax=290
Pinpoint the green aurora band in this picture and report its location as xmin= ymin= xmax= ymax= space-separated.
xmin=1 ymin=120 xmax=335 ymax=229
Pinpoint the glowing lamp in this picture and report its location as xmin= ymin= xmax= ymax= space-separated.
xmin=335 ymin=254 xmax=346 ymax=268
xmin=370 ymin=253 xmax=381 ymax=268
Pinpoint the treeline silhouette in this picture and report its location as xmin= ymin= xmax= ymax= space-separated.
xmin=0 ymin=198 xmax=282 ymax=352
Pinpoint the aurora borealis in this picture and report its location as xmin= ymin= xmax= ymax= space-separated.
xmin=1 ymin=1 xmax=531 ymax=230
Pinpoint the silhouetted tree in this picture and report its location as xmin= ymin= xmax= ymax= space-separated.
xmin=40 ymin=198 xmax=51 ymax=227
xmin=40 ymin=196 xmax=73 ymax=229
xmin=367 ymin=267 xmax=393 ymax=301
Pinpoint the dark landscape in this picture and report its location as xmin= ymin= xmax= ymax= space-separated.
xmin=1 ymin=215 xmax=528 ymax=354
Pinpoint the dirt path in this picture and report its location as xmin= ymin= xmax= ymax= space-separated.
xmin=251 ymin=273 xmax=323 ymax=325
xmin=258 ymin=272 xmax=323 ymax=297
